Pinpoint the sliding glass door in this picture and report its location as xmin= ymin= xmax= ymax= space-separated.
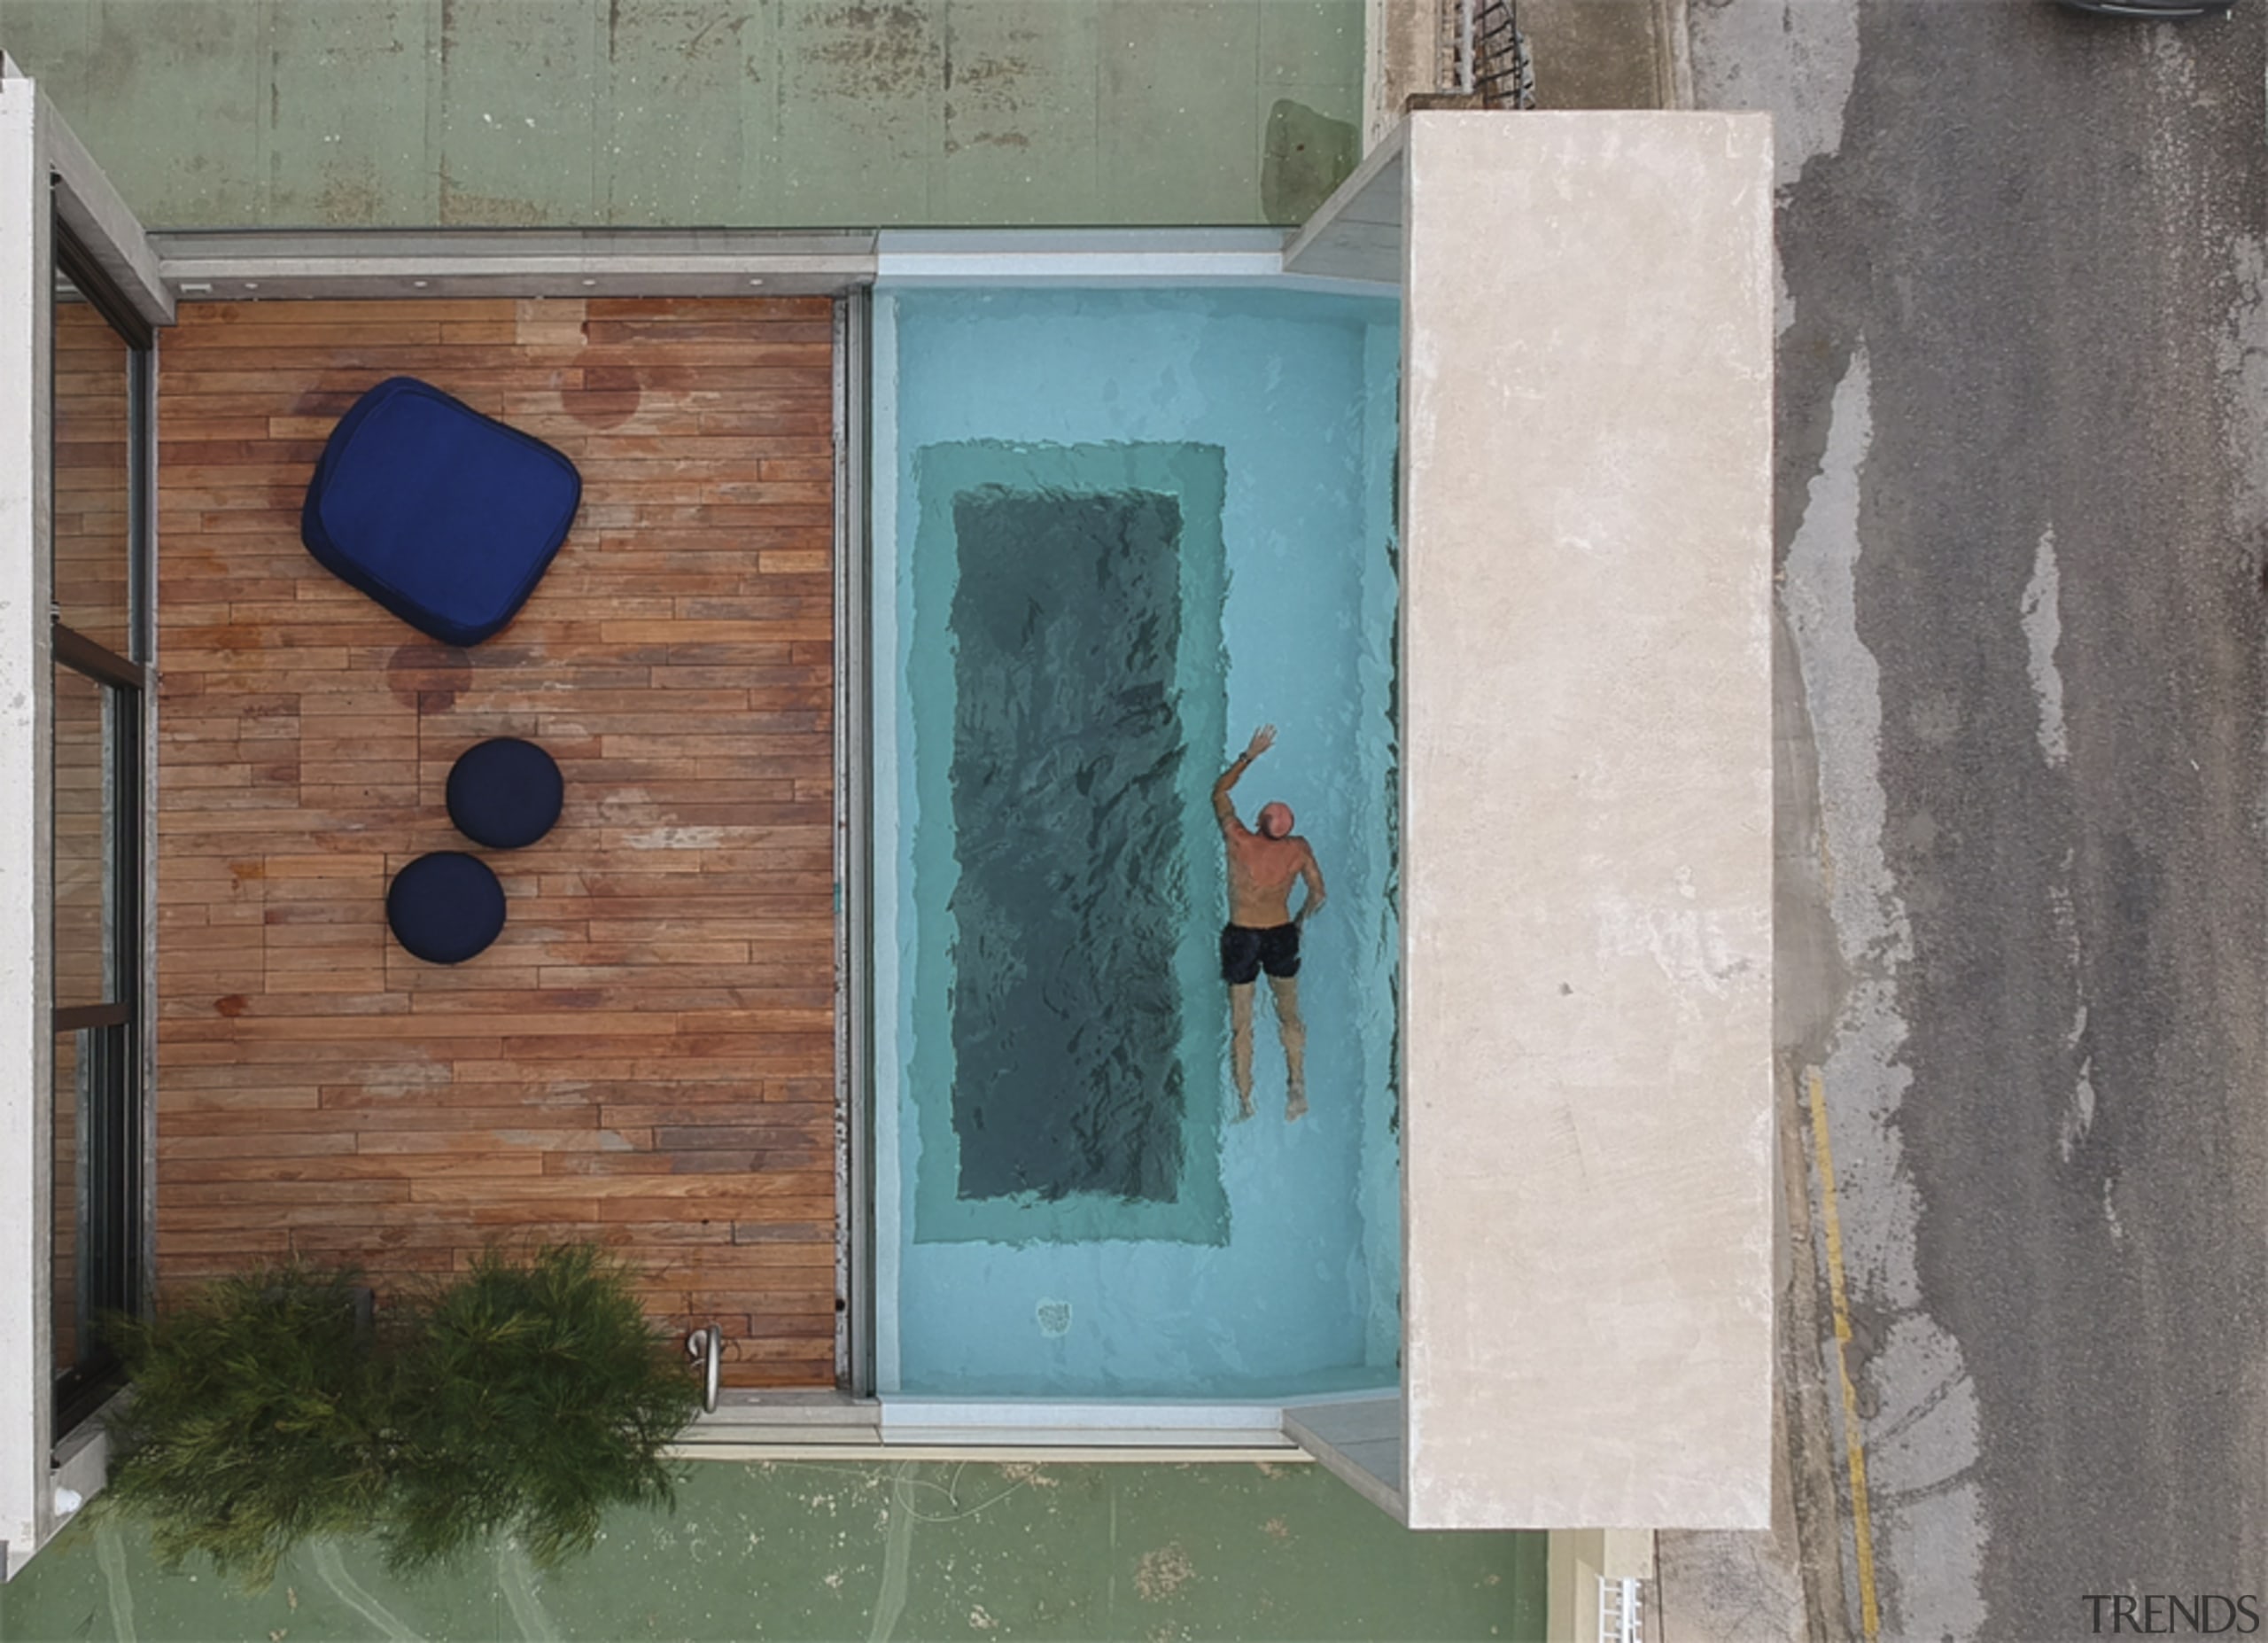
xmin=50 ymin=223 xmax=152 ymax=1436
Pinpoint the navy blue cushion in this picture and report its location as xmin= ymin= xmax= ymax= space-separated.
xmin=301 ymin=377 xmax=580 ymax=647
xmin=386 ymin=852 xmax=507 ymax=965
xmin=447 ymin=737 xmax=563 ymax=850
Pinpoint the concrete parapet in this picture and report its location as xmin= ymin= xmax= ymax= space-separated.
xmin=1396 ymin=111 xmax=1775 ymax=1530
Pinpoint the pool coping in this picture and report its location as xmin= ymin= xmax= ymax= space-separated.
xmin=865 ymin=284 xmax=1405 ymax=1405
xmin=662 ymin=1389 xmax=1425 ymax=1463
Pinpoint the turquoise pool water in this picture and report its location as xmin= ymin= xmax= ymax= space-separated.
xmin=872 ymin=285 xmax=1400 ymax=1398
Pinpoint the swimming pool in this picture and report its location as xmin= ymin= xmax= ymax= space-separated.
xmin=871 ymin=285 xmax=1401 ymax=1398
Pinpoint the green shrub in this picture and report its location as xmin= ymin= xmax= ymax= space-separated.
xmin=384 ymin=1243 xmax=703 ymax=1574
xmin=98 ymin=1266 xmax=392 ymax=1592
xmin=95 ymin=1245 xmax=701 ymax=1588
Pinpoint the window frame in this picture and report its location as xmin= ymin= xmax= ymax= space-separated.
xmin=46 ymin=215 xmax=154 ymax=1440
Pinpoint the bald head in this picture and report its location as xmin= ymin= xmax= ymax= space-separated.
xmin=1258 ymin=802 xmax=1294 ymax=839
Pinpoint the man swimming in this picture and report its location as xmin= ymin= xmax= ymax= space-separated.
xmin=1212 ymin=725 xmax=1327 ymax=1122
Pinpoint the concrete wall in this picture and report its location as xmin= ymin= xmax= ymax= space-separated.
xmin=0 ymin=58 xmax=58 ymax=1578
xmin=1397 ymin=112 xmax=1775 ymax=1530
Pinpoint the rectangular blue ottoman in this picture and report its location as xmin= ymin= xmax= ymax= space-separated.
xmin=300 ymin=377 xmax=581 ymax=647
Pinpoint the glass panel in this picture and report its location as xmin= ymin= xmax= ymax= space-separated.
xmin=51 ymin=270 xmax=136 ymax=658
xmin=52 ymin=664 xmax=116 ymax=1009
xmin=51 ymin=1032 xmax=82 ymax=1376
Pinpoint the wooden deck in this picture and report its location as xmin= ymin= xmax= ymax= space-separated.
xmin=152 ymin=297 xmax=838 ymax=1387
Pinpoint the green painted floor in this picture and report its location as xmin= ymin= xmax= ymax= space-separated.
xmin=2 ymin=1460 xmax=1546 ymax=1642
xmin=0 ymin=0 xmax=1365 ymax=230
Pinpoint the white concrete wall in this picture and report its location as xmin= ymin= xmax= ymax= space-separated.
xmin=1398 ymin=111 xmax=1775 ymax=1530
xmin=0 ymin=59 xmax=58 ymax=1577
xmin=0 ymin=65 xmax=166 ymax=1581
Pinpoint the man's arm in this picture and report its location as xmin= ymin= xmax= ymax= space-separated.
xmin=1294 ymin=845 xmax=1327 ymax=925
xmin=1212 ymin=725 xmax=1274 ymax=834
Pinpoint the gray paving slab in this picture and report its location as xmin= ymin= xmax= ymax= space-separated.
xmin=1096 ymin=0 xmax=1261 ymax=223
xmin=435 ymin=0 xmax=602 ymax=224
xmin=773 ymin=0 xmax=945 ymax=223
xmin=268 ymin=0 xmax=436 ymax=224
xmin=594 ymin=0 xmax=766 ymax=223
xmin=936 ymin=0 xmax=1100 ymax=225
xmin=97 ymin=0 xmax=267 ymax=222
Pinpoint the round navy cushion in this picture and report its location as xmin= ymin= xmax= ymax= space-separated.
xmin=386 ymin=852 xmax=507 ymax=965
xmin=446 ymin=737 xmax=563 ymax=850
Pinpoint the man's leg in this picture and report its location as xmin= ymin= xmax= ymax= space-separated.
xmin=1230 ymin=983 xmax=1256 ymax=1120
xmin=1269 ymin=975 xmax=1307 ymax=1119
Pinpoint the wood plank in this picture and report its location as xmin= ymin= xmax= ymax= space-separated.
xmin=155 ymin=298 xmax=839 ymax=1388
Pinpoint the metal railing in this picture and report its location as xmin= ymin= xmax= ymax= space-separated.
xmin=1600 ymin=1574 xmax=1644 ymax=1643
xmin=1470 ymin=0 xmax=1538 ymax=110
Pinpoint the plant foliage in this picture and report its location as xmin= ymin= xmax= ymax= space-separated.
xmin=99 ymin=1265 xmax=392 ymax=1591
xmin=95 ymin=1245 xmax=701 ymax=1589
xmin=384 ymin=1244 xmax=703 ymax=1573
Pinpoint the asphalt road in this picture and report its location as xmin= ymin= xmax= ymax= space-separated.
xmin=1690 ymin=3 xmax=2268 ymax=1638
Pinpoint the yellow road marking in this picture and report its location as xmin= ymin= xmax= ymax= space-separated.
xmin=1807 ymin=1065 xmax=1884 ymax=1641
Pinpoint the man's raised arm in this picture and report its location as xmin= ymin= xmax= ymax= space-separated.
xmin=1213 ymin=724 xmax=1275 ymax=831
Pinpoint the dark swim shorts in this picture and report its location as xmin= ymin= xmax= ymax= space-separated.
xmin=1220 ymin=923 xmax=1301 ymax=985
